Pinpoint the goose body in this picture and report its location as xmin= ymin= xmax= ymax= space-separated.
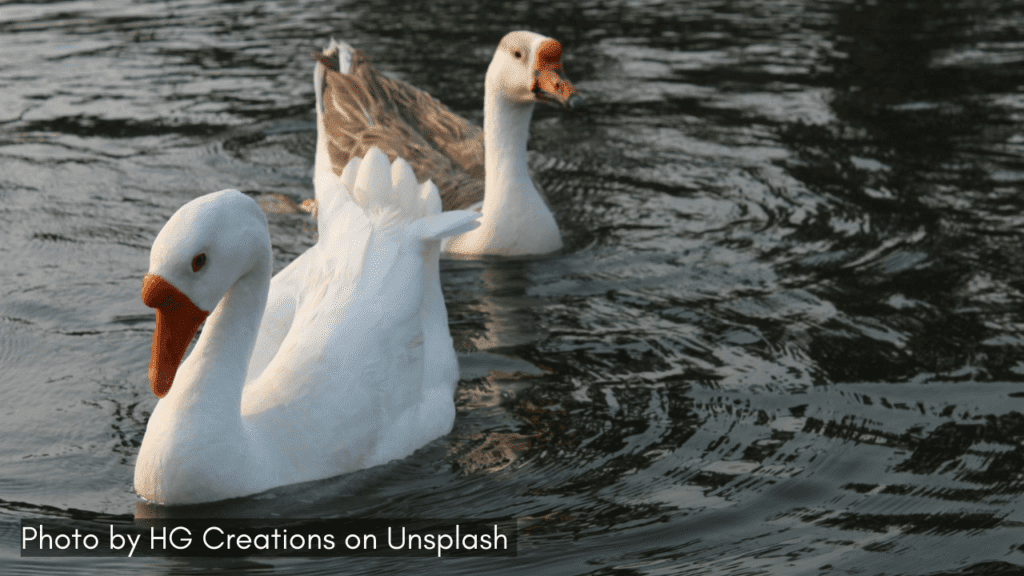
xmin=313 ymin=31 xmax=583 ymax=256
xmin=135 ymin=147 xmax=480 ymax=505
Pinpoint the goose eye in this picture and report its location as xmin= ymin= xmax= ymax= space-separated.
xmin=191 ymin=253 xmax=207 ymax=272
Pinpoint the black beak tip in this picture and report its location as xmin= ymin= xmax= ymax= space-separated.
xmin=566 ymin=93 xmax=586 ymax=111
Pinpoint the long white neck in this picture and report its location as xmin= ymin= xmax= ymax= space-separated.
xmin=173 ymin=262 xmax=271 ymax=417
xmin=482 ymin=94 xmax=538 ymax=216
xmin=457 ymin=84 xmax=560 ymax=256
xmin=136 ymin=251 xmax=272 ymax=504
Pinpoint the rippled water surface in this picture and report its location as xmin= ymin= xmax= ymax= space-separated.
xmin=4 ymin=0 xmax=1024 ymax=574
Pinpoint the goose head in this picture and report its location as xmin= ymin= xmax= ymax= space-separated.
xmin=486 ymin=31 xmax=584 ymax=110
xmin=142 ymin=190 xmax=271 ymax=397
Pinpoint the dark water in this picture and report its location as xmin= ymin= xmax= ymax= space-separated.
xmin=3 ymin=0 xmax=1024 ymax=573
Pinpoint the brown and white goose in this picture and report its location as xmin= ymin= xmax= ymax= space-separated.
xmin=311 ymin=30 xmax=584 ymax=257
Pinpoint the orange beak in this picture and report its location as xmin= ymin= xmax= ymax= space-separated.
xmin=531 ymin=39 xmax=585 ymax=110
xmin=141 ymin=274 xmax=209 ymax=398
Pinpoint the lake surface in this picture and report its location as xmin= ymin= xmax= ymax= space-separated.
xmin=3 ymin=0 xmax=1024 ymax=574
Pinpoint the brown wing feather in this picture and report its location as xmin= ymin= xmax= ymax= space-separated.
xmin=320 ymin=49 xmax=485 ymax=211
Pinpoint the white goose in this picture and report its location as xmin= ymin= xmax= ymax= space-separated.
xmin=312 ymin=30 xmax=584 ymax=257
xmin=135 ymin=147 xmax=480 ymax=505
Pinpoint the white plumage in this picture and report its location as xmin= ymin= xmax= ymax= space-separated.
xmin=135 ymin=147 xmax=479 ymax=505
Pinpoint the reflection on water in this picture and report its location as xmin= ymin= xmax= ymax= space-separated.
xmin=3 ymin=0 xmax=1024 ymax=574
